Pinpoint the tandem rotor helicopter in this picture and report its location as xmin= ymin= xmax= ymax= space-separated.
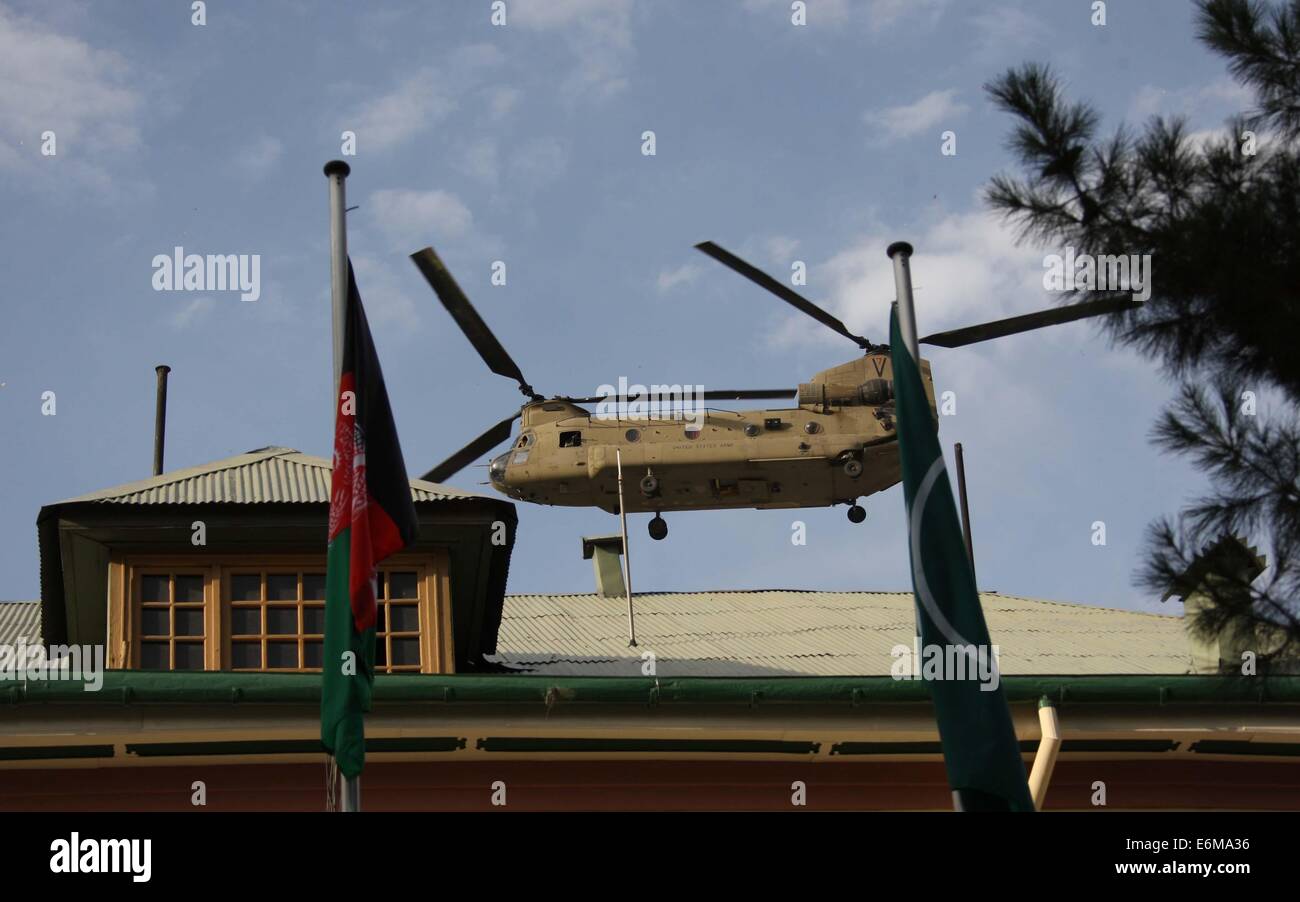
xmin=410 ymin=242 xmax=1138 ymax=541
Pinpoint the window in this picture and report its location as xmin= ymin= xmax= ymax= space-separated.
xmin=112 ymin=555 xmax=452 ymax=674
xmin=375 ymin=571 xmax=422 ymax=672
xmin=559 ymin=430 xmax=582 ymax=448
xmin=227 ymin=570 xmax=325 ymax=671
xmin=136 ymin=572 xmax=210 ymax=670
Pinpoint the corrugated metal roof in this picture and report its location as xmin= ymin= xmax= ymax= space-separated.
xmin=50 ymin=446 xmax=487 ymax=505
xmin=490 ymin=590 xmax=1195 ymax=677
xmin=0 ymin=602 xmax=41 ymax=646
xmin=8 ymin=589 xmax=1193 ymax=677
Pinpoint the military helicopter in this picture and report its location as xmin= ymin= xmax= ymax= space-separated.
xmin=410 ymin=243 xmax=1138 ymax=540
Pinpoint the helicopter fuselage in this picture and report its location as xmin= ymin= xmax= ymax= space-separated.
xmin=487 ymin=353 xmax=936 ymax=515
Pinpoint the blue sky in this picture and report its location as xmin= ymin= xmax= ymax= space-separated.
xmin=0 ymin=0 xmax=1256 ymax=612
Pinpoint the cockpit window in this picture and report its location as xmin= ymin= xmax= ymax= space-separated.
xmin=517 ymin=433 xmax=535 ymax=449
xmin=559 ymin=431 xmax=582 ymax=448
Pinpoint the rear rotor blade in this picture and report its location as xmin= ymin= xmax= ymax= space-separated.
xmin=411 ymin=247 xmax=538 ymax=399
xmin=563 ymin=388 xmax=797 ymax=403
xmin=420 ymin=413 xmax=519 ymax=484
xmin=920 ymin=295 xmax=1143 ymax=348
xmin=695 ymin=241 xmax=874 ymax=350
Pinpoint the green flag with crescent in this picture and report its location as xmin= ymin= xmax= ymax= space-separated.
xmin=890 ymin=305 xmax=1035 ymax=811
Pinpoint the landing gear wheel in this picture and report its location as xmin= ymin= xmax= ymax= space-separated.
xmin=847 ymin=504 xmax=866 ymax=524
xmin=648 ymin=515 xmax=668 ymax=540
xmin=843 ymin=458 xmax=863 ymax=478
xmin=640 ymin=474 xmax=660 ymax=496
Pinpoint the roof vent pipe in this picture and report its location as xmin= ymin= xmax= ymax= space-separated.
xmin=153 ymin=365 xmax=171 ymax=476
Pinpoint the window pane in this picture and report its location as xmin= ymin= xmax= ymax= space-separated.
xmin=391 ymin=637 xmax=420 ymax=666
xmin=174 ymin=575 xmax=204 ymax=603
xmin=388 ymin=571 xmax=418 ymax=600
xmin=266 ymin=574 xmax=298 ymax=601
xmin=374 ymin=603 xmax=387 ymax=633
xmin=174 ymin=642 xmax=205 ymax=670
xmin=267 ymin=641 xmax=298 ymax=669
xmin=140 ymin=575 xmax=169 ymax=603
xmin=302 ymin=606 xmax=324 ymax=635
xmin=302 ymin=573 xmax=326 ymax=600
xmin=389 ymin=604 xmax=419 ymax=633
xmin=140 ymin=607 xmax=169 ymax=637
xmin=304 ymin=641 xmax=323 ymax=669
xmin=230 ymin=574 xmax=262 ymax=602
xmin=374 ymin=638 xmax=387 ymax=667
xmin=174 ymin=608 xmax=204 ymax=637
xmin=231 ymin=641 xmax=261 ymax=669
xmin=266 ymin=606 xmax=297 ymax=636
xmin=140 ymin=641 xmax=168 ymax=669
xmin=231 ymin=606 xmax=261 ymax=635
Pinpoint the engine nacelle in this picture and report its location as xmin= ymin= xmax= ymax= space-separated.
xmin=798 ymin=379 xmax=893 ymax=408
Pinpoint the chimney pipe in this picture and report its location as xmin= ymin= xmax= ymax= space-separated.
xmin=153 ymin=365 xmax=171 ymax=476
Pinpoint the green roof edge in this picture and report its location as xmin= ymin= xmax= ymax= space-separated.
xmin=2 ymin=671 xmax=1298 ymax=706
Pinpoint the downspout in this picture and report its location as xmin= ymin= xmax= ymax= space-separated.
xmin=1027 ymin=696 xmax=1061 ymax=811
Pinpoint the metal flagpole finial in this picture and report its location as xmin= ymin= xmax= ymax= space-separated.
xmin=324 ymin=160 xmax=352 ymax=178
xmin=887 ymin=240 xmax=921 ymax=363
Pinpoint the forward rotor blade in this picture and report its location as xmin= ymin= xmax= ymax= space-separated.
xmin=695 ymin=241 xmax=874 ymax=350
xmin=562 ymin=388 xmax=797 ymax=404
xmin=919 ymin=295 xmax=1144 ymax=349
xmin=411 ymin=247 xmax=537 ymax=397
xmin=420 ymin=413 xmax=519 ymax=484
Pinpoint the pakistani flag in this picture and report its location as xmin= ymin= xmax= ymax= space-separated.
xmin=890 ymin=306 xmax=1034 ymax=811
xmin=321 ymin=261 xmax=419 ymax=780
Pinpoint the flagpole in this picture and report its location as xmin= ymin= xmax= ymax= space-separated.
xmin=615 ymin=449 xmax=638 ymax=646
xmin=326 ymin=160 xmax=350 ymax=396
xmin=887 ymin=240 xmax=922 ymax=675
xmin=324 ymin=158 xmax=358 ymax=813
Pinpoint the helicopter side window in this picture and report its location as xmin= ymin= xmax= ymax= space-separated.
xmin=517 ymin=433 xmax=534 ymax=449
xmin=559 ymin=431 xmax=582 ymax=448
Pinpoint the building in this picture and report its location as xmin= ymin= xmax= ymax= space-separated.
xmin=0 ymin=447 xmax=1297 ymax=810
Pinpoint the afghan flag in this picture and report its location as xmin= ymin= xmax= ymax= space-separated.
xmin=321 ymin=261 xmax=419 ymax=780
xmin=890 ymin=306 xmax=1034 ymax=811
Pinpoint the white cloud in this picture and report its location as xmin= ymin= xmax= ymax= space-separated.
xmin=488 ymin=86 xmax=521 ymax=119
xmin=968 ymin=5 xmax=1046 ymax=56
xmin=510 ymin=0 xmax=635 ymax=102
xmin=772 ymin=208 xmax=1050 ymax=352
xmin=1127 ymin=77 xmax=1256 ymax=126
xmin=657 ymin=262 xmax=702 ymax=293
xmin=368 ymin=189 xmax=474 ymax=248
xmin=170 ymin=296 xmax=214 ymax=330
xmin=0 ymin=7 xmax=142 ymax=182
xmin=766 ymin=236 xmax=801 ymax=262
xmin=457 ymin=137 xmax=500 ymax=187
xmin=232 ymin=135 xmax=283 ymax=179
xmin=743 ymin=0 xmax=946 ymax=31
xmin=345 ymin=45 xmax=503 ymax=153
xmin=509 ymin=136 xmax=568 ymax=188
xmin=350 ymin=254 xmax=421 ymax=331
xmin=865 ymin=89 xmax=968 ymax=143
xmin=864 ymin=0 xmax=948 ymax=32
